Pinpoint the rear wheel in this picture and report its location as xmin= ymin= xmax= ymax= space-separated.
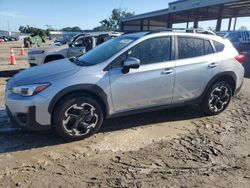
xmin=53 ymin=94 xmax=103 ymax=141
xmin=202 ymin=81 xmax=232 ymax=115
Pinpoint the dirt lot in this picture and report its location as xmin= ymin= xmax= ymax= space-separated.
xmin=0 ymin=41 xmax=250 ymax=187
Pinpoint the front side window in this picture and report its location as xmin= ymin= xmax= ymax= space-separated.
xmin=129 ymin=37 xmax=171 ymax=65
xmin=112 ymin=37 xmax=171 ymax=68
xmin=178 ymin=37 xmax=204 ymax=59
xmin=73 ymin=37 xmax=84 ymax=47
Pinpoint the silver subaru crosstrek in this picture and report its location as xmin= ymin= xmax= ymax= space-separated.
xmin=5 ymin=31 xmax=245 ymax=141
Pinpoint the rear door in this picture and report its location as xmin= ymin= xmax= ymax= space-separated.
xmin=173 ymin=36 xmax=221 ymax=103
xmin=109 ymin=36 xmax=175 ymax=112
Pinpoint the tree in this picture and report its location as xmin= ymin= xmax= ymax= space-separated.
xmin=19 ymin=25 xmax=47 ymax=37
xmin=61 ymin=26 xmax=81 ymax=31
xmin=94 ymin=8 xmax=134 ymax=30
xmin=239 ymin=26 xmax=247 ymax=31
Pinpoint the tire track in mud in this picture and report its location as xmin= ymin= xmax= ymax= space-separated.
xmin=0 ymin=94 xmax=250 ymax=187
xmin=92 ymin=95 xmax=250 ymax=187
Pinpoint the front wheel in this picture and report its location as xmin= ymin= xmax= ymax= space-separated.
xmin=202 ymin=81 xmax=232 ymax=115
xmin=53 ymin=94 xmax=103 ymax=141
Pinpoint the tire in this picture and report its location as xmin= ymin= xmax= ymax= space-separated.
xmin=53 ymin=94 xmax=103 ymax=141
xmin=202 ymin=81 xmax=232 ymax=115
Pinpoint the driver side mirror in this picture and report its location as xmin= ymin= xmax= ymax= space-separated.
xmin=122 ymin=57 xmax=140 ymax=74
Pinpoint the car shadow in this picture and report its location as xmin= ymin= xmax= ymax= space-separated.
xmin=0 ymin=105 xmax=203 ymax=154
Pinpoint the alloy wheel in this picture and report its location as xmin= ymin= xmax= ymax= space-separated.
xmin=208 ymin=85 xmax=230 ymax=113
xmin=62 ymin=102 xmax=99 ymax=136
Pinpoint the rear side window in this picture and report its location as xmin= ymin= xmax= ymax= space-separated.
xmin=205 ymin=40 xmax=214 ymax=55
xmin=178 ymin=37 xmax=204 ymax=59
xmin=213 ymin=41 xmax=225 ymax=52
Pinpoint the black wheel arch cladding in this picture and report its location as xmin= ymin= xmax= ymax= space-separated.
xmin=48 ymin=84 xmax=109 ymax=118
xmin=201 ymin=71 xmax=237 ymax=100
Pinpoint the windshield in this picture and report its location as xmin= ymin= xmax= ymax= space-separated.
xmin=78 ymin=35 xmax=138 ymax=65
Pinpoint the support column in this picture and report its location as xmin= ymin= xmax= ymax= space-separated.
xmin=120 ymin=22 xmax=124 ymax=31
xmin=186 ymin=13 xmax=189 ymax=28
xmin=167 ymin=14 xmax=173 ymax=28
xmin=147 ymin=19 xmax=150 ymax=31
xmin=140 ymin=20 xmax=143 ymax=31
xmin=228 ymin=17 xmax=232 ymax=31
xmin=233 ymin=17 xmax=237 ymax=31
xmin=215 ymin=5 xmax=224 ymax=32
xmin=193 ymin=18 xmax=198 ymax=29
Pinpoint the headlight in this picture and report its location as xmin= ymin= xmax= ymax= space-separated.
xmin=11 ymin=83 xmax=50 ymax=96
xmin=28 ymin=50 xmax=45 ymax=55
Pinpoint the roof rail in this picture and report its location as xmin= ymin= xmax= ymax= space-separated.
xmin=146 ymin=28 xmax=216 ymax=36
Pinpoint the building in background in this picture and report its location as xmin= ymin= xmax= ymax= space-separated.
xmin=0 ymin=30 xmax=29 ymax=40
xmin=120 ymin=0 xmax=250 ymax=32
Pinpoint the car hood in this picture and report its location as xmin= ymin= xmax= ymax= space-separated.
xmin=11 ymin=58 xmax=80 ymax=87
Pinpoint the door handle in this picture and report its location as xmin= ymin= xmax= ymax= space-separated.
xmin=162 ymin=68 xmax=174 ymax=75
xmin=208 ymin=63 xmax=218 ymax=68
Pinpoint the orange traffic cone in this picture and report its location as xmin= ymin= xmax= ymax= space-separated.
xmin=10 ymin=48 xmax=16 ymax=65
xmin=19 ymin=43 xmax=25 ymax=55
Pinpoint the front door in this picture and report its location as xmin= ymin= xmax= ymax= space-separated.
xmin=109 ymin=36 xmax=175 ymax=112
xmin=67 ymin=36 xmax=86 ymax=57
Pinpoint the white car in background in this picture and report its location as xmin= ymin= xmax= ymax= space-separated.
xmin=28 ymin=31 xmax=121 ymax=66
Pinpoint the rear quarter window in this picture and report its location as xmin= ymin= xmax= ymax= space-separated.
xmin=213 ymin=41 xmax=225 ymax=52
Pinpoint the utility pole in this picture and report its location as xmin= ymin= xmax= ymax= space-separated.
xmin=7 ymin=20 xmax=10 ymax=32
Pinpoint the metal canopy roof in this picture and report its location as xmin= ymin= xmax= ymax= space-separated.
xmin=121 ymin=0 xmax=250 ymax=24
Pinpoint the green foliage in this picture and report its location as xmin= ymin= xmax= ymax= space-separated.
xmin=60 ymin=26 xmax=81 ymax=31
xmin=19 ymin=25 xmax=47 ymax=37
xmin=94 ymin=8 xmax=134 ymax=30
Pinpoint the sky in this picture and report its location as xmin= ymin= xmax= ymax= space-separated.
xmin=0 ymin=0 xmax=249 ymax=31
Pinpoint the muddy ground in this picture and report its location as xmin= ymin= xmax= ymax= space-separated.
xmin=0 ymin=41 xmax=250 ymax=187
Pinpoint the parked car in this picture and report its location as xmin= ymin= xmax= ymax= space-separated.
xmin=6 ymin=30 xmax=244 ymax=141
xmin=217 ymin=30 xmax=250 ymax=52
xmin=0 ymin=36 xmax=18 ymax=41
xmin=6 ymin=36 xmax=18 ymax=41
xmin=0 ymin=36 xmax=8 ymax=42
xmin=28 ymin=31 xmax=122 ymax=66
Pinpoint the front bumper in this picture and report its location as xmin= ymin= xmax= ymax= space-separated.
xmin=5 ymin=90 xmax=52 ymax=131
xmin=6 ymin=106 xmax=50 ymax=131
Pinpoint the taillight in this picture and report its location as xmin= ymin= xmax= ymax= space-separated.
xmin=235 ymin=54 xmax=245 ymax=64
